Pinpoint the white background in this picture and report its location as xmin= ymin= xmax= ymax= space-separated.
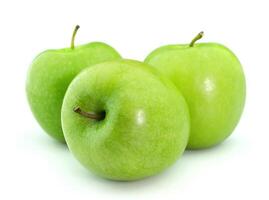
xmin=0 ymin=0 xmax=268 ymax=199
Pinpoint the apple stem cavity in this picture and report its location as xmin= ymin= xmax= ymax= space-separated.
xmin=73 ymin=107 xmax=105 ymax=121
xmin=71 ymin=25 xmax=80 ymax=49
xmin=189 ymin=31 xmax=204 ymax=47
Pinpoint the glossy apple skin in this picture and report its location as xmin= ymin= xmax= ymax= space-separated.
xmin=26 ymin=42 xmax=121 ymax=142
xmin=61 ymin=59 xmax=190 ymax=181
xmin=145 ymin=43 xmax=246 ymax=149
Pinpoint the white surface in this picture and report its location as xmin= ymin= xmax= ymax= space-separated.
xmin=0 ymin=0 xmax=268 ymax=199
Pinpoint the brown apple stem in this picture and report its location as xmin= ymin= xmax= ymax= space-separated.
xmin=71 ymin=25 xmax=80 ymax=49
xmin=189 ymin=31 xmax=204 ymax=47
xmin=73 ymin=107 xmax=105 ymax=120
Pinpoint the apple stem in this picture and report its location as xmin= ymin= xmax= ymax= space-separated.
xmin=189 ymin=31 xmax=204 ymax=47
xmin=73 ymin=107 xmax=105 ymax=120
xmin=71 ymin=25 xmax=80 ymax=49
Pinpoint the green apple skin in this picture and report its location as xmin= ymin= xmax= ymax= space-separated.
xmin=61 ymin=59 xmax=190 ymax=181
xmin=145 ymin=43 xmax=246 ymax=149
xmin=26 ymin=42 xmax=121 ymax=142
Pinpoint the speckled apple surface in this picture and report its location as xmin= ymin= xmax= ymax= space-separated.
xmin=145 ymin=43 xmax=246 ymax=149
xmin=61 ymin=59 xmax=190 ymax=180
xmin=26 ymin=42 xmax=121 ymax=142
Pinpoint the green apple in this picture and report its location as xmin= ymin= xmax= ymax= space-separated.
xmin=145 ymin=32 xmax=246 ymax=149
xmin=61 ymin=59 xmax=190 ymax=181
xmin=26 ymin=25 xmax=121 ymax=142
